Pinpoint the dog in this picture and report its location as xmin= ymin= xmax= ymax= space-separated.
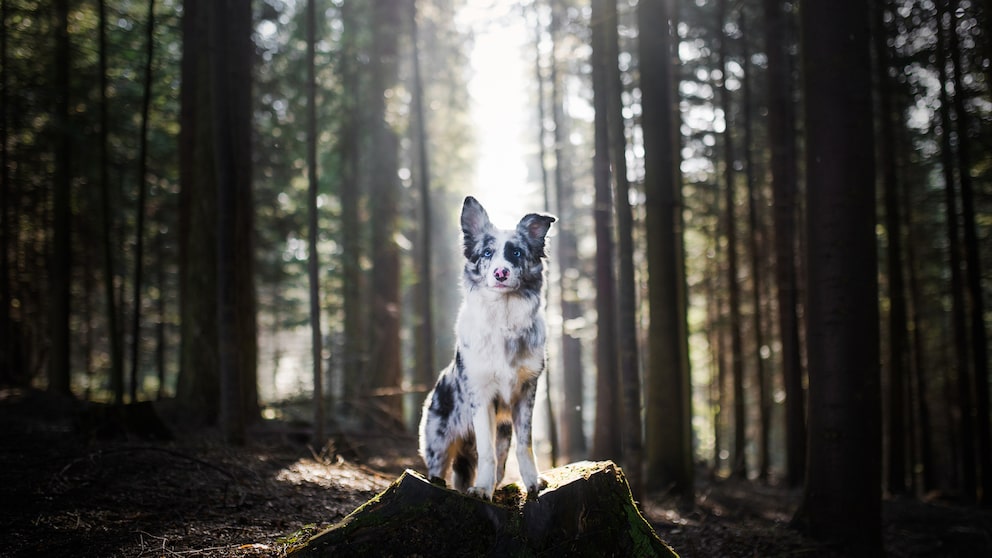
xmin=419 ymin=196 xmax=556 ymax=500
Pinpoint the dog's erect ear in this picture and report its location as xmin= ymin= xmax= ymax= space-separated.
xmin=461 ymin=196 xmax=492 ymax=256
xmin=517 ymin=213 xmax=556 ymax=256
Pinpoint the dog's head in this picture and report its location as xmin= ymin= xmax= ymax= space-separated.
xmin=460 ymin=196 xmax=556 ymax=295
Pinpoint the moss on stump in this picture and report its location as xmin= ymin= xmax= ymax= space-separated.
xmin=287 ymin=460 xmax=678 ymax=558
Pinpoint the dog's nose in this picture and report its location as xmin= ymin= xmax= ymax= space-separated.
xmin=494 ymin=267 xmax=509 ymax=282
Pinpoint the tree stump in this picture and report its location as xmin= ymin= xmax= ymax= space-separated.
xmin=287 ymin=460 xmax=678 ymax=558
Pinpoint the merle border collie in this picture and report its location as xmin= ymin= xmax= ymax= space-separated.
xmin=419 ymin=196 xmax=556 ymax=500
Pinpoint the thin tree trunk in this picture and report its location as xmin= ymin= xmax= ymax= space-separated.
xmin=797 ymin=3 xmax=881 ymax=553
xmin=370 ymin=0 xmax=403 ymax=421
xmin=717 ymin=0 xmax=746 ymax=480
xmin=947 ymin=0 xmax=991 ymax=504
xmin=98 ymin=0 xmax=124 ymax=405
xmin=901 ymin=155 xmax=936 ymax=493
xmin=338 ymin=1 xmax=366 ymax=402
xmin=129 ymin=0 xmax=157 ymax=403
xmin=590 ymin=0 xmax=621 ymax=462
xmin=410 ymin=0 xmax=435 ymax=392
xmin=0 ymin=0 xmax=11 ymax=385
xmin=532 ymin=2 xmax=559 ymax=468
xmin=601 ymin=0 xmax=643 ymax=499
xmin=874 ymin=0 xmax=909 ymax=496
xmin=550 ymin=0 xmax=586 ymax=462
xmin=306 ymin=0 xmax=325 ymax=446
xmin=640 ymin=0 xmax=694 ymax=504
xmin=762 ymin=0 xmax=804 ymax=487
xmin=49 ymin=0 xmax=72 ymax=396
xmin=739 ymin=6 xmax=769 ymax=482
xmin=935 ymin=0 xmax=975 ymax=502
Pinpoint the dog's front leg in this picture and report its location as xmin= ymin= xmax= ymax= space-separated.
xmin=467 ymin=403 xmax=497 ymax=500
xmin=514 ymin=377 xmax=549 ymax=498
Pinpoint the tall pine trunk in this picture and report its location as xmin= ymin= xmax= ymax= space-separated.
xmin=797 ymin=3 xmax=881 ymax=553
xmin=717 ymin=0 xmax=746 ymax=479
xmin=410 ymin=0 xmax=435 ymax=391
xmin=306 ymin=0 xmax=325 ymax=446
xmin=49 ymin=0 xmax=72 ymax=396
xmin=130 ymin=0 xmax=157 ymax=403
xmin=935 ymin=0 xmax=975 ymax=501
xmin=739 ymin=6 xmax=770 ymax=481
xmin=874 ymin=0 xmax=909 ymax=496
xmin=99 ymin=0 xmax=125 ymax=405
xmin=639 ymin=0 xmax=694 ymax=503
xmin=762 ymin=0 xmax=805 ymax=487
xmin=589 ymin=0 xmax=621 ymax=462
xmin=947 ymin=0 xmax=991 ymax=504
xmin=550 ymin=0 xmax=586 ymax=462
xmin=369 ymin=0 xmax=403 ymax=421
xmin=602 ymin=0 xmax=644 ymax=499
xmin=338 ymin=1 xmax=367 ymax=402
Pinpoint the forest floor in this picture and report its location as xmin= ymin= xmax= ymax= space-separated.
xmin=2 ymin=388 xmax=991 ymax=558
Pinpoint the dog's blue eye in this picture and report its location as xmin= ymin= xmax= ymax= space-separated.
xmin=512 ymin=249 xmax=522 ymax=258
xmin=483 ymin=248 xmax=493 ymax=258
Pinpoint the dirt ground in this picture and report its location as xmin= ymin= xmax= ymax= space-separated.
xmin=2 ymin=388 xmax=991 ymax=558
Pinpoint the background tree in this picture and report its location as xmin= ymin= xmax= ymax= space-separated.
xmin=640 ymin=0 xmax=694 ymax=504
xmin=797 ymin=1 xmax=881 ymax=553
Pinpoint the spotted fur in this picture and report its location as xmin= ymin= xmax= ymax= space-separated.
xmin=419 ymin=196 xmax=555 ymax=500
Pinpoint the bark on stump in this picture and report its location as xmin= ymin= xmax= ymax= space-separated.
xmin=288 ymin=460 xmax=678 ymax=557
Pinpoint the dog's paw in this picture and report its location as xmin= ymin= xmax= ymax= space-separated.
xmin=467 ymin=485 xmax=494 ymax=500
xmin=428 ymin=476 xmax=447 ymax=488
xmin=525 ymin=475 xmax=549 ymax=499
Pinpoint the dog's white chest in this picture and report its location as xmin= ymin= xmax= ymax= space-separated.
xmin=456 ymin=291 xmax=544 ymax=402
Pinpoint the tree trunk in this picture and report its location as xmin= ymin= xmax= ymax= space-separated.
xmin=947 ymin=0 xmax=991 ymax=505
xmin=0 ymin=0 xmax=12 ymax=386
xmin=210 ymin=0 xmax=251 ymax=445
xmin=410 ymin=0 xmax=435 ymax=392
xmin=130 ymin=0 xmax=157 ymax=404
xmin=338 ymin=0 xmax=367 ymax=402
xmin=603 ymin=0 xmax=644 ymax=500
xmin=796 ymin=3 xmax=881 ymax=553
xmin=178 ymin=0 xmax=219 ymax=424
xmin=98 ymin=0 xmax=125 ymax=405
xmin=639 ymin=0 xmax=694 ymax=503
xmin=550 ymin=0 xmax=586 ymax=463
xmin=874 ymin=0 xmax=909 ymax=496
xmin=717 ymin=0 xmax=746 ymax=480
xmin=288 ymin=461 xmax=677 ymax=557
xmin=762 ymin=0 xmax=805 ymax=488
xmin=532 ymin=3 xmax=559 ymax=467
xmin=306 ymin=0 xmax=325 ymax=446
xmin=739 ymin=6 xmax=770 ymax=482
xmin=49 ymin=0 xmax=72 ymax=397
xmin=369 ymin=0 xmax=403 ymax=421
xmin=589 ymin=0 xmax=621 ymax=463
xmin=935 ymin=0 xmax=975 ymax=502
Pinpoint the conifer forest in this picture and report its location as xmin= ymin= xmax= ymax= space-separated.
xmin=1 ymin=0 xmax=991 ymax=556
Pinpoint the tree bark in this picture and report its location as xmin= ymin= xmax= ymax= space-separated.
xmin=716 ymin=0 xmax=746 ymax=480
xmin=797 ymin=3 xmax=881 ymax=553
xmin=639 ymin=0 xmax=694 ymax=503
xmin=762 ymin=0 xmax=805 ymax=488
xmin=739 ymin=6 xmax=770 ymax=482
xmin=48 ymin=0 xmax=72 ymax=397
xmin=369 ymin=0 xmax=403 ymax=421
xmin=874 ymin=0 xmax=909 ymax=496
xmin=947 ymin=0 xmax=991 ymax=505
xmin=935 ymin=0 xmax=975 ymax=502
xmin=306 ymin=0 xmax=325 ymax=446
xmin=590 ymin=0 xmax=622 ymax=463
xmin=288 ymin=461 xmax=677 ymax=557
xmin=130 ymin=0 xmax=157 ymax=404
xmin=550 ymin=0 xmax=587 ymax=463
